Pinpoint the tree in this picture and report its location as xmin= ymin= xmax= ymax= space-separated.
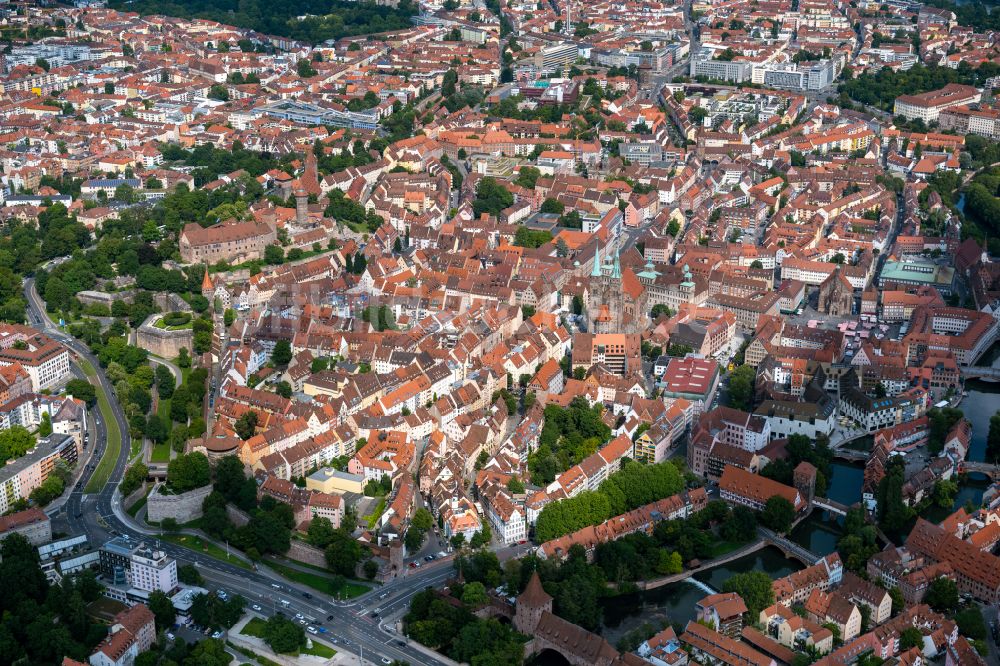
xmin=988 ymin=410 xmax=1000 ymax=463
xmin=442 ymin=69 xmax=458 ymax=97
xmin=0 ymin=426 xmax=34 ymax=462
xmin=324 ymin=529 xmax=362 ymax=576
xmin=900 ymin=626 xmax=923 ymax=651
xmin=271 ymin=339 xmax=293 ymax=366
xmin=514 ymin=226 xmax=552 ymax=248
xmin=207 ymin=84 xmax=229 ymax=101
xmin=889 ymin=586 xmax=904 ymax=615
xmin=166 ymin=452 xmax=211 ymax=492
xmin=877 ymin=458 xmax=914 ymax=533
xmin=38 ymin=412 xmax=52 ymax=437
xmin=156 ymin=364 xmax=176 ymax=399
xmin=189 ymin=592 xmax=245 ymax=630
xmin=515 ymin=166 xmax=542 ymax=190
xmin=296 ymin=59 xmax=317 ymax=78
xmin=472 ymin=177 xmax=514 ymax=218
xmin=265 ymin=244 xmax=284 ymax=264
xmin=234 ymin=410 xmax=258 ymax=440
xmin=364 ymin=559 xmax=379 ymax=580
xmin=178 ymin=563 xmax=204 ymax=585
xmin=541 ymin=198 xmax=565 ymax=214
xmin=761 ymin=496 xmax=796 ymax=533
xmin=507 ymin=477 xmax=525 ymax=494
xmin=954 ymin=606 xmax=988 ymax=641
xmin=924 ymin=577 xmax=959 ymax=613
xmin=722 ymin=571 xmax=774 ymax=617
xmin=405 ymin=526 xmax=426 ymax=551
xmin=185 ymin=639 xmax=231 ymax=666
xmin=148 ymin=590 xmax=176 ymax=631
xmin=461 ymin=581 xmax=488 ymax=606
xmin=412 ymin=508 xmax=434 ymax=531
xmin=658 ymin=550 xmax=684 ymax=574
xmin=145 ymin=414 xmax=169 ymax=443
xmin=65 ymin=378 xmax=97 ymax=406
xmin=263 ymin=614 xmax=305 ymax=654
xmin=306 ymin=516 xmax=337 ymax=548
xmin=470 ymin=523 xmax=491 ymax=548
xmin=728 ymin=365 xmax=756 ymax=411
xmin=120 ymin=462 xmax=148 ymax=496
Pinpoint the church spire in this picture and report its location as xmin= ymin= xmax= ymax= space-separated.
xmin=611 ymin=247 xmax=621 ymax=279
xmin=590 ymin=241 xmax=602 ymax=277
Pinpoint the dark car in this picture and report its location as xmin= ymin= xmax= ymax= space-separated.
xmin=327 ymin=615 xmax=334 ymax=621
xmin=302 ymin=592 xmax=313 ymax=599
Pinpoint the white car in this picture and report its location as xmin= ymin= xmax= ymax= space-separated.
xmin=166 ymin=633 xmax=175 ymax=641
xmin=295 ymin=613 xmax=304 ymax=620
xmin=211 ymin=631 xmax=223 ymax=639
xmin=252 ymin=605 xmax=261 ymax=612
xmin=307 ymin=626 xmax=318 ymax=634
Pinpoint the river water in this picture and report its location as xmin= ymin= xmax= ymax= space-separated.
xmin=600 ymin=546 xmax=802 ymax=644
xmin=961 ymin=341 xmax=1000 ymax=463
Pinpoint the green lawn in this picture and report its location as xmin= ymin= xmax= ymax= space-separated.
xmin=149 ymin=442 xmax=171 ymax=463
xmin=126 ymin=493 xmax=148 ymax=517
xmin=709 ymin=539 xmax=752 ymax=558
xmin=365 ymin=498 xmax=386 ymax=529
xmin=240 ymin=617 xmax=335 ymax=658
xmin=263 ymin=561 xmax=370 ymax=599
xmin=81 ymin=359 xmax=123 ymax=493
xmin=304 ymin=641 xmax=336 ymax=658
xmin=241 ymin=617 xmax=267 ymax=638
xmin=159 ymin=533 xmax=253 ymax=571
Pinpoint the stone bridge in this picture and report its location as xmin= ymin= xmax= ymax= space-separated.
xmin=960 ymin=461 xmax=1000 ymax=480
xmin=517 ymin=573 xmax=635 ymax=666
xmin=526 ymin=612 xmax=625 ymax=666
xmin=960 ymin=366 xmax=1000 ymax=382
xmin=759 ymin=527 xmax=821 ymax=565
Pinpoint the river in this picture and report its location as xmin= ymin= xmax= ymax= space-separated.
xmin=600 ymin=546 xmax=803 ymax=645
xmin=961 ymin=341 xmax=1000 ymax=463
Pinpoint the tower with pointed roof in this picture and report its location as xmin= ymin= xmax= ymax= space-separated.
xmin=515 ymin=572 xmax=553 ymax=634
xmin=201 ymin=268 xmax=214 ymax=300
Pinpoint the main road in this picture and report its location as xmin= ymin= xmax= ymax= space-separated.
xmin=25 ymin=278 xmax=455 ymax=666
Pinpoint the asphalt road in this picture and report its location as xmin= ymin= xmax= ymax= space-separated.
xmin=26 ymin=278 xmax=458 ymax=666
